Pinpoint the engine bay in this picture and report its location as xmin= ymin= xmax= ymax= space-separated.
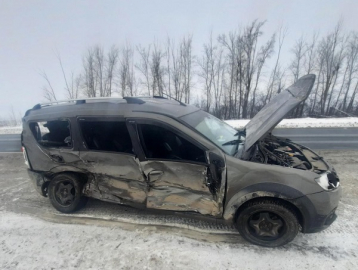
xmin=249 ymin=135 xmax=312 ymax=170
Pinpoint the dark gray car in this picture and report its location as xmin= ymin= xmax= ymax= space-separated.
xmin=22 ymin=74 xmax=341 ymax=247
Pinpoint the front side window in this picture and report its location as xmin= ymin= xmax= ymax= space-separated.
xmin=138 ymin=123 xmax=206 ymax=163
xmin=181 ymin=110 xmax=241 ymax=155
xmin=29 ymin=120 xmax=72 ymax=148
xmin=79 ymin=120 xmax=133 ymax=154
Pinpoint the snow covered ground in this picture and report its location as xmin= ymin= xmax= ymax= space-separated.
xmin=225 ymin=117 xmax=358 ymax=129
xmin=1 ymin=152 xmax=358 ymax=269
xmin=0 ymin=125 xmax=22 ymax=135
xmin=1 ymin=117 xmax=358 ymax=135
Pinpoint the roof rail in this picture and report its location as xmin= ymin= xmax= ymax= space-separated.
xmin=38 ymin=97 xmax=126 ymax=108
xmin=153 ymin=95 xmax=167 ymax=99
xmin=123 ymin=97 xmax=146 ymax=104
xmin=25 ymin=97 xmax=144 ymax=116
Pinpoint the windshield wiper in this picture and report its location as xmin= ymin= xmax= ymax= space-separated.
xmin=222 ymin=139 xmax=242 ymax=146
xmin=222 ymin=128 xmax=246 ymax=146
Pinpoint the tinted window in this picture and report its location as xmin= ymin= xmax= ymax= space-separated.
xmin=138 ymin=124 xmax=205 ymax=163
xmin=29 ymin=120 xmax=72 ymax=148
xmin=80 ymin=121 xmax=133 ymax=154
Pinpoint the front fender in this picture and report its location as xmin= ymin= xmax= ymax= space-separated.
xmin=222 ymin=182 xmax=305 ymax=221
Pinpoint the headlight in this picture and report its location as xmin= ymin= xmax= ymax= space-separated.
xmin=315 ymin=172 xmax=340 ymax=190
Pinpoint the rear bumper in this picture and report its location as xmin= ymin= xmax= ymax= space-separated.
xmin=27 ymin=169 xmax=47 ymax=196
xmin=295 ymin=185 xmax=342 ymax=233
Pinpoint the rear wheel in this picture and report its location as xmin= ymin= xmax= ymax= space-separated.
xmin=236 ymin=199 xmax=299 ymax=247
xmin=48 ymin=173 xmax=87 ymax=213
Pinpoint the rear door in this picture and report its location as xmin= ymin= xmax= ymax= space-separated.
xmin=129 ymin=118 xmax=224 ymax=217
xmin=77 ymin=117 xmax=147 ymax=205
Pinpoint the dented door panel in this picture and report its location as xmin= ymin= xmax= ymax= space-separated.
xmin=141 ymin=160 xmax=221 ymax=216
xmin=78 ymin=151 xmax=147 ymax=204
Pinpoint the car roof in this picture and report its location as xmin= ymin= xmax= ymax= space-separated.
xmin=23 ymin=97 xmax=200 ymax=121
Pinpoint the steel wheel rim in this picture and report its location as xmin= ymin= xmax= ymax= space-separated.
xmin=247 ymin=211 xmax=286 ymax=240
xmin=54 ymin=180 xmax=75 ymax=207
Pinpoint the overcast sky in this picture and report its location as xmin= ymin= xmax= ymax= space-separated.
xmin=1 ymin=0 xmax=358 ymax=119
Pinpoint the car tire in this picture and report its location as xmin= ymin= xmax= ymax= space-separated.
xmin=48 ymin=173 xmax=87 ymax=213
xmin=236 ymin=199 xmax=299 ymax=247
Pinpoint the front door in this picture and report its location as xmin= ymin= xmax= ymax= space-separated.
xmin=77 ymin=117 xmax=147 ymax=205
xmin=132 ymin=119 xmax=222 ymax=217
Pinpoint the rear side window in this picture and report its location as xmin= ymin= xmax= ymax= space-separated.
xmin=79 ymin=121 xmax=133 ymax=154
xmin=29 ymin=120 xmax=72 ymax=148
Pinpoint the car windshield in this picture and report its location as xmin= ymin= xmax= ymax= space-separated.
xmin=181 ymin=110 xmax=244 ymax=155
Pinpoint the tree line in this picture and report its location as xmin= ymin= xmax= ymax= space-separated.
xmin=42 ymin=20 xmax=358 ymax=119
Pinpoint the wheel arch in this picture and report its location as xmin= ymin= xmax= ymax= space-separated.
xmin=223 ymin=183 xmax=308 ymax=226
xmin=41 ymin=166 xmax=91 ymax=196
xmin=234 ymin=196 xmax=305 ymax=230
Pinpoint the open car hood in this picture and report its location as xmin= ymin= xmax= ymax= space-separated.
xmin=244 ymin=74 xmax=316 ymax=153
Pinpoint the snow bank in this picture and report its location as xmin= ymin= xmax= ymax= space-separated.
xmin=0 ymin=126 xmax=22 ymax=135
xmin=0 ymin=117 xmax=357 ymax=135
xmin=1 ymin=210 xmax=357 ymax=269
xmin=225 ymin=117 xmax=358 ymax=129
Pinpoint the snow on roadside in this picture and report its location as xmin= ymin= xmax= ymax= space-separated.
xmin=0 ymin=126 xmax=22 ymax=135
xmin=0 ymin=117 xmax=357 ymax=135
xmin=225 ymin=117 xmax=358 ymax=129
xmin=1 ymin=210 xmax=357 ymax=269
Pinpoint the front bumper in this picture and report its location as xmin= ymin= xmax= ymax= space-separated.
xmin=294 ymin=185 xmax=342 ymax=233
xmin=27 ymin=169 xmax=47 ymax=196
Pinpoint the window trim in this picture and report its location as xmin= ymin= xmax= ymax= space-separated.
xmin=133 ymin=118 xmax=208 ymax=165
xmin=77 ymin=116 xmax=135 ymax=156
xmin=28 ymin=118 xmax=73 ymax=150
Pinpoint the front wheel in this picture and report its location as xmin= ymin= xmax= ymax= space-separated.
xmin=48 ymin=173 xmax=87 ymax=213
xmin=236 ymin=199 xmax=299 ymax=247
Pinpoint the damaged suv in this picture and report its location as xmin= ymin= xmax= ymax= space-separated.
xmin=22 ymin=74 xmax=341 ymax=247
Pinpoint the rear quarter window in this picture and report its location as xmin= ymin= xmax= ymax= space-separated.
xmin=29 ymin=120 xmax=72 ymax=148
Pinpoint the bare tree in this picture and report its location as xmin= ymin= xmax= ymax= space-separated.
xmin=340 ymin=32 xmax=358 ymax=111
xmin=8 ymin=105 xmax=18 ymax=126
xmin=105 ymin=46 xmax=119 ymax=97
xmin=198 ymin=32 xmax=215 ymax=111
xmin=82 ymin=47 xmax=97 ymax=97
xmin=291 ymin=33 xmax=318 ymax=117
xmin=136 ymin=45 xmax=151 ymax=95
xmin=55 ymin=53 xmax=82 ymax=99
xmin=41 ymin=71 xmax=57 ymax=102
xmin=241 ymin=20 xmax=275 ymax=118
xmin=249 ymin=32 xmax=276 ymax=117
xmin=347 ymin=80 xmax=358 ymax=112
xmin=182 ymin=35 xmax=193 ymax=103
xmin=218 ymin=31 xmax=241 ymax=118
xmin=290 ymin=36 xmax=307 ymax=83
xmin=150 ymin=43 xmax=166 ymax=96
xmin=94 ymin=46 xmax=106 ymax=97
xmin=119 ymin=43 xmax=136 ymax=97
xmin=317 ymin=21 xmax=344 ymax=115
xmin=166 ymin=37 xmax=172 ymax=97
xmin=265 ymin=25 xmax=287 ymax=104
xmin=305 ymin=33 xmax=319 ymax=74
xmin=212 ymin=45 xmax=226 ymax=117
xmin=170 ymin=35 xmax=193 ymax=102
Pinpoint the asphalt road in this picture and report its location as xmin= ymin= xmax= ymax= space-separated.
xmin=0 ymin=127 xmax=357 ymax=152
xmin=272 ymin=127 xmax=358 ymax=150
xmin=0 ymin=134 xmax=21 ymax=152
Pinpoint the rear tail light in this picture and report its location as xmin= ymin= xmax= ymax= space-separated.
xmin=22 ymin=146 xmax=30 ymax=168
